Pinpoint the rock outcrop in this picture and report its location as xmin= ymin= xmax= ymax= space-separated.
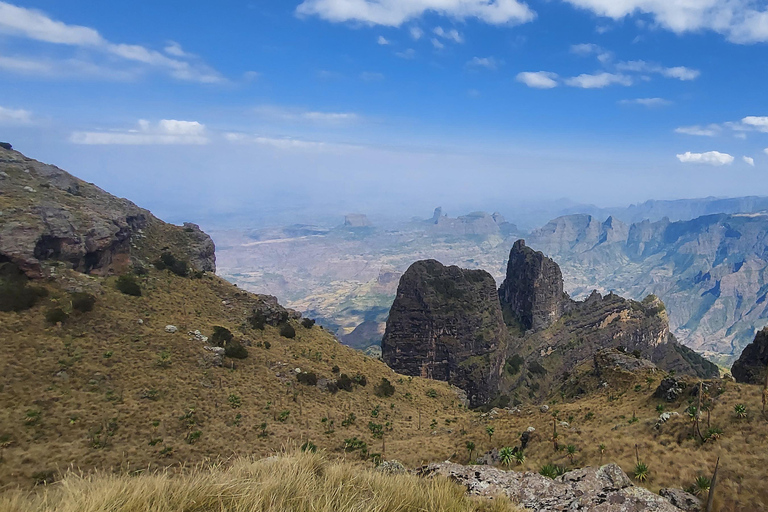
xmin=0 ymin=146 xmax=215 ymax=277
xmin=429 ymin=210 xmax=516 ymax=237
xmin=731 ymin=327 xmax=768 ymax=384
xmin=419 ymin=461 xmax=686 ymax=511
xmin=498 ymin=240 xmax=568 ymax=331
xmin=381 ymin=260 xmax=507 ymax=406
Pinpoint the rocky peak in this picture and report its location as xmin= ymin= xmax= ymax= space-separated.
xmin=0 ymin=147 xmax=215 ymax=277
xmin=731 ymin=327 xmax=768 ymax=384
xmin=381 ymin=259 xmax=507 ymax=406
xmin=498 ymin=239 xmax=568 ymax=331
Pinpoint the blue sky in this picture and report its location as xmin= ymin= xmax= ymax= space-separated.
xmin=1 ymin=0 xmax=768 ymax=226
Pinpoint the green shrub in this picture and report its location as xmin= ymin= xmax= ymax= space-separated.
xmin=301 ymin=318 xmax=315 ymax=329
xmin=297 ymin=371 xmax=318 ymax=386
xmin=186 ymin=430 xmax=202 ymax=444
xmin=71 ymin=292 xmax=96 ymax=313
xmin=248 ymin=310 xmax=267 ymax=330
xmin=211 ymin=326 xmax=234 ymax=346
xmin=228 ymin=394 xmax=242 ymax=409
xmin=224 ymin=339 xmax=248 ymax=359
xmin=279 ymin=323 xmax=296 ymax=339
xmin=116 ymin=275 xmax=141 ymax=296
xmin=45 ymin=307 xmax=69 ymax=325
xmin=352 ymin=374 xmax=367 ymax=387
xmin=301 ymin=440 xmax=317 ymax=453
xmin=505 ymin=354 xmax=524 ymax=375
xmin=426 ymin=388 xmax=438 ymax=398
xmin=154 ymin=252 xmax=188 ymax=277
xmin=0 ymin=263 xmax=48 ymax=312
xmin=331 ymin=365 xmax=340 ymax=374
xmin=374 ymin=377 xmax=395 ymax=397
xmin=263 ymin=340 xmax=271 ymax=350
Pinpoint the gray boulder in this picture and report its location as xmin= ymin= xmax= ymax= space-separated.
xmin=659 ymin=488 xmax=701 ymax=511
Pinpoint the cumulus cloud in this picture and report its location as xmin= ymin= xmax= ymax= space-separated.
xmin=562 ymin=0 xmax=768 ymax=44
xmin=570 ymin=43 xmax=612 ymax=63
xmin=0 ymin=2 xmax=223 ymax=83
xmin=295 ymin=0 xmax=536 ymax=27
xmin=377 ymin=35 xmax=390 ymax=45
xmin=676 ymin=151 xmax=734 ymax=166
xmin=516 ymin=71 xmax=559 ymax=88
xmin=565 ymin=72 xmax=632 ymax=88
xmin=467 ymin=56 xmax=498 ymax=69
xmin=0 ymin=105 xmax=32 ymax=124
xmin=742 ymin=116 xmax=768 ymax=132
xmin=71 ymin=119 xmax=209 ymax=145
xmin=619 ymin=98 xmax=671 ymax=107
xmin=743 ymin=156 xmax=755 ymax=166
xmin=675 ymin=125 xmax=721 ymax=137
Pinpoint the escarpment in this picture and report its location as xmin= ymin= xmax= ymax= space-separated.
xmin=383 ymin=239 xmax=718 ymax=406
xmin=381 ymin=260 xmax=508 ymax=406
xmin=731 ymin=327 xmax=768 ymax=384
xmin=0 ymin=146 xmax=215 ymax=277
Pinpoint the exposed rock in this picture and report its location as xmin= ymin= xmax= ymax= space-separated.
xmin=498 ymin=240 xmax=568 ymax=331
xmin=419 ymin=461 xmax=685 ymax=511
xmin=0 ymin=142 xmax=11 ymax=150
xmin=654 ymin=412 xmax=680 ymax=429
xmin=344 ymin=214 xmax=372 ymax=228
xmin=731 ymin=327 xmax=768 ymax=384
xmin=0 ymin=147 xmax=216 ymax=277
xmin=594 ymin=349 xmax=657 ymax=377
xmin=381 ymin=259 xmax=507 ymax=406
xmin=540 ymin=405 xmax=549 ymax=413
xmin=654 ymin=378 xmax=687 ymax=402
xmin=376 ymin=460 xmax=407 ymax=475
xmin=165 ymin=325 xmax=178 ymax=334
xmin=429 ymin=210 xmax=516 ymax=237
xmin=659 ymin=489 xmax=701 ymax=511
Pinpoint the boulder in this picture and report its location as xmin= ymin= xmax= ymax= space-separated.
xmin=419 ymin=461 xmax=685 ymax=511
xmin=376 ymin=460 xmax=407 ymax=475
xmin=654 ymin=378 xmax=687 ymax=402
xmin=165 ymin=325 xmax=178 ymax=334
xmin=659 ymin=489 xmax=701 ymax=511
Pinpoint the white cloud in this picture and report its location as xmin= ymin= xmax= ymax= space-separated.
xmin=0 ymin=105 xmax=32 ymax=124
xmin=431 ymin=37 xmax=445 ymax=49
xmin=254 ymin=105 xmax=359 ymax=123
xmin=410 ymin=26 xmax=424 ymax=39
xmin=565 ymin=72 xmax=632 ymax=88
xmin=243 ymin=71 xmax=261 ymax=81
xmin=433 ymin=26 xmax=463 ymax=43
xmin=675 ymin=125 xmax=721 ymax=137
xmin=0 ymin=2 xmax=222 ymax=83
xmin=467 ymin=56 xmax=498 ymax=70
xmin=396 ymin=48 xmax=416 ymax=59
xmin=742 ymin=116 xmax=768 ymax=132
xmin=619 ymin=97 xmax=672 ymax=107
xmin=516 ymin=71 xmax=559 ymax=88
xmin=676 ymin=151 xmax=735 ymax=166
xmin=743 ymin=156 xmax=755 ymax=166
xmin=71 ymin=119 xmax=209 ymax=145
xmin=562 ymin=0 xmax=768 ymax=44
xmin=570 ymin=42 xmax=612 ymax=62
xmin=765 ymin=148 xmax=768 ymax=156
xmin=225 ymin=133 xmax=357 ymax=152
xmin=377 ymin=35 xmax=390 ymax=45
xmin=295 ymin=0 xmax=536 ymax=27
xmin=616 ymin=60 xmax=699 ymax=80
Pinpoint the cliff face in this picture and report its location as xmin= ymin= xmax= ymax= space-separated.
xmin=0 ymin=147 xmax=215 ymax=276
xmin=731 ymin=328 xmax=768 ymax=384
xmin=498 ymin=240 xmax=568 ymax=331
xmin=381 ymin=260 xmax=507 ymax=406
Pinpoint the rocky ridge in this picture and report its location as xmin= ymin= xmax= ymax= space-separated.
xmin=731 ymin=327 xmax=768 ymax=384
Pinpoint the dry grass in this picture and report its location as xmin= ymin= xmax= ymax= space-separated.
xmin=0 ymin=449 xmax=519 ymax=512
xmin=0 ymin=267 xmax=476 ymax=488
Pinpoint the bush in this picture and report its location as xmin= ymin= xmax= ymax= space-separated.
xmin=353 ymin=374 xmax=367 ymax=387
xmin=297 ymin=371 xmax=318 ymax=386
xmin=211 ymin=326 xmax=234 ymax=346
xmin=45 ymin=307 xmax=69 ymax=324
xmin=248 ymin=310 xmax=267 ymax=330
xmin=279 ymin=323 xmax=296 ymax=339
xmin=301 ymin=318 xmax=315 ymax=329
xmin=224 ymin=339 xmax=248 ymax=359
xmin=337 ymin=374 xmax=353 ymax=392
xmin=154 ymin=252 xmax=188 ymax=277
xmin=116 ymin=275 xmax=141 ymax=296
xmin=0 ymin=263 xmax=48 ymax=312
xmin=331 ymin=365 xmax=340 ymax=374
xmin=326 ymin=381 xmax=338 ymax=393
xmin=374 ymin=378 xmax=395 ymax=397
xmin=263 ymin=340 xmax=271 ymax=350
xmin=71 ymin=292 xmax=96 ymax=313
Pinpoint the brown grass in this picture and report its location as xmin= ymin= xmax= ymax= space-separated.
xmin=0 ymin=449 xmax=519 ymax=512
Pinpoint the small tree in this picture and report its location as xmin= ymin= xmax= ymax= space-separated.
xmin=116 ymin=275 xmax=141 ymax=296
xmin=499 ymin=447 xmax=514 ymax=467
xmin=599 ymin=443 xmax=606 ymax=464
xmin=486 ymin=425 xmax=494 ymax=444
xmin=466 ymin=441 xmax=475 ymax=462
xmin=280 ymin=323 xmax=296 ymax=339
xmin=566 ymin=444 xmax=577 ymax=463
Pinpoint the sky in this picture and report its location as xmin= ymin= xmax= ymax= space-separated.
xmin=1 ymin=0 xmax=768 ymax=227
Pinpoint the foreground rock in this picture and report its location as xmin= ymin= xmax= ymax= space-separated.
xmin=731 ymin=327 xmax=768 ymax=384
xmin=381 ymin=259 xmax=507 ymax=406
xmin=419 ymin=461 xmax=685 ymax=511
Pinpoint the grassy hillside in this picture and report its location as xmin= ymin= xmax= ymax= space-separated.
xmin=0 ymin=265 xmax=476 ymax=487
